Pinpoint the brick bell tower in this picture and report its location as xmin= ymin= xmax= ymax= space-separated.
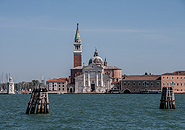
xmin=73 ymin=23 xmax=82 ymax=68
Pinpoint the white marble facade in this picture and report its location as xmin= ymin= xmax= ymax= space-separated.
xmin=75 ymin=64 xmax=111 ymax=93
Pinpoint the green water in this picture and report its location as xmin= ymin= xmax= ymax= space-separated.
xmin=0 ymin=94 xmax=185 ymax=129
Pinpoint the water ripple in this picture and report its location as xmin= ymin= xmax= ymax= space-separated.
xmin=0 ymin=94 xmax=185 ymax=129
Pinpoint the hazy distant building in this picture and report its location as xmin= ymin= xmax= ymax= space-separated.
xmin=161 ymin=71 xmax=185 ymax=93
xmin=7 ymin=77 xmax=15 ymax=94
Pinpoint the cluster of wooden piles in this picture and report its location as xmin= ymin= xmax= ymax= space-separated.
xmin=26 ymin=88 xmax=49 ymax=114
xmin=160 ymin=87 xmax=175 ymax=109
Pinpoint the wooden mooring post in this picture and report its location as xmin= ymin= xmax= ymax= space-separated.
xmin=160 ymin=87 xmax=175 ymax=109
xmin=26 ymin=88 xmax=49 ymax=114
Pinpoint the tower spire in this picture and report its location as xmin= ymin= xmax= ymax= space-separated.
xmin=73 ymin=23 xmax=82 ymax=68
xmin=75 ymin=23 xmax=81 ymax=43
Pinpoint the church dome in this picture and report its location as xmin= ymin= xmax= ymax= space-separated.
xmin=88 ymin=49 xmax=103 ymax=66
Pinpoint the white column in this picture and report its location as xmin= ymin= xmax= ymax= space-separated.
xmin=75 ymin=82 xmax=78 ymax=93
xmin=96 ymin=72 xmax=98 ymax=87
xmin=101 ymin=72 xmax=103 ymax=87
xmin=88 ymin=72 xmax=90 ymax=87
xmin=83 ymin=73 xmax=85 ymax=87
xmin=108 ymin=80 xmax=110 ymax=90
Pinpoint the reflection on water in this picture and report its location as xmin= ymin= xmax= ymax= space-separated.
xmin=0 ymin=94 xmax=185 ymax=129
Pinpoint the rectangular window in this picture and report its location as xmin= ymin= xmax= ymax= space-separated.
xmin=172 ymin=77 xmax=174 ymax=79
xmin=151 ymin=82 xmax=153 ymax=86
xmin=177 ymin=82 xmax=179 ymax=86
xmin=181 ymin=77 xmax=182 ymax=79
xmin=138 ymin=82 xmax=141 ymax=86
xmin=133 ymin=82 xmax=135 ymax=86
xmin=163 ymin=82 xmax=165 ymax=86
xmin=63 ymin=88 xmax=64 ymax=91
xmin=167 ymin=82 xmax=169 ymax=86
xmin=124 ymin=82 xmax=126 ymax=86
xmin=157 ymin=82 xmax=159 ymax=86
xmin=143 ymin=82 xmax=145 ymax=86
xmin=59 ymin=88 xmax=60 ymax=90
xmin=128 ymin=82 xmax=130 ymax=86
xmin=181 ymin=82 xmax=182 ymax=86
xmin=167 ymin=77 xmax=169 ymax=79
xmin=177 ymin=77 xmax=179 ymax=79
xmin=163 ymin=77 xmax=165 ymax=79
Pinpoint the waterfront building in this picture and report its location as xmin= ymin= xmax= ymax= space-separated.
xmin=7 ymin=77 xmax=15 ymax=94
xmin=120 ymin=75 xmax=161 ymax=93
xmin=161 ymin=71 xmax=185 ymax=93
xmin=46 ymin=78 xmax=68 ymax=94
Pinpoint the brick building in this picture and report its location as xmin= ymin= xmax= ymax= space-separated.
xmin=161 ymin=71 xmax=185 ymax=93
xmin=120 ymin=75 xmax=161 ymax=93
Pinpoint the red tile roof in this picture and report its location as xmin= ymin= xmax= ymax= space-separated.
xmin=162 ymin=71 xmax=185 ymax=75
xmin=123 ymin=75 xmax=161 ymax=81
xmin=47 ymin=78 xmax=69 ymax=82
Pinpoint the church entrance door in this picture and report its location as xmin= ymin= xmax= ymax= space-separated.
xmin=91 ymin=84 xmax=95 ymax=92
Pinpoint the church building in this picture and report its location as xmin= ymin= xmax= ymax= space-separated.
xmin=70 ymin=23 xmax=122 ymax=93
xmin=74 ymin=50 xmax=112 ymax=93
xmin=46 ymin=23 xmax=122 ymax=93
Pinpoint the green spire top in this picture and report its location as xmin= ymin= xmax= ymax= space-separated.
xmin=74 ymin=23 xmax=81 ymax=43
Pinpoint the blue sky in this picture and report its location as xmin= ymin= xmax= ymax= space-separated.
xmin=0 ymin=0 xmax=185 ymax=82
